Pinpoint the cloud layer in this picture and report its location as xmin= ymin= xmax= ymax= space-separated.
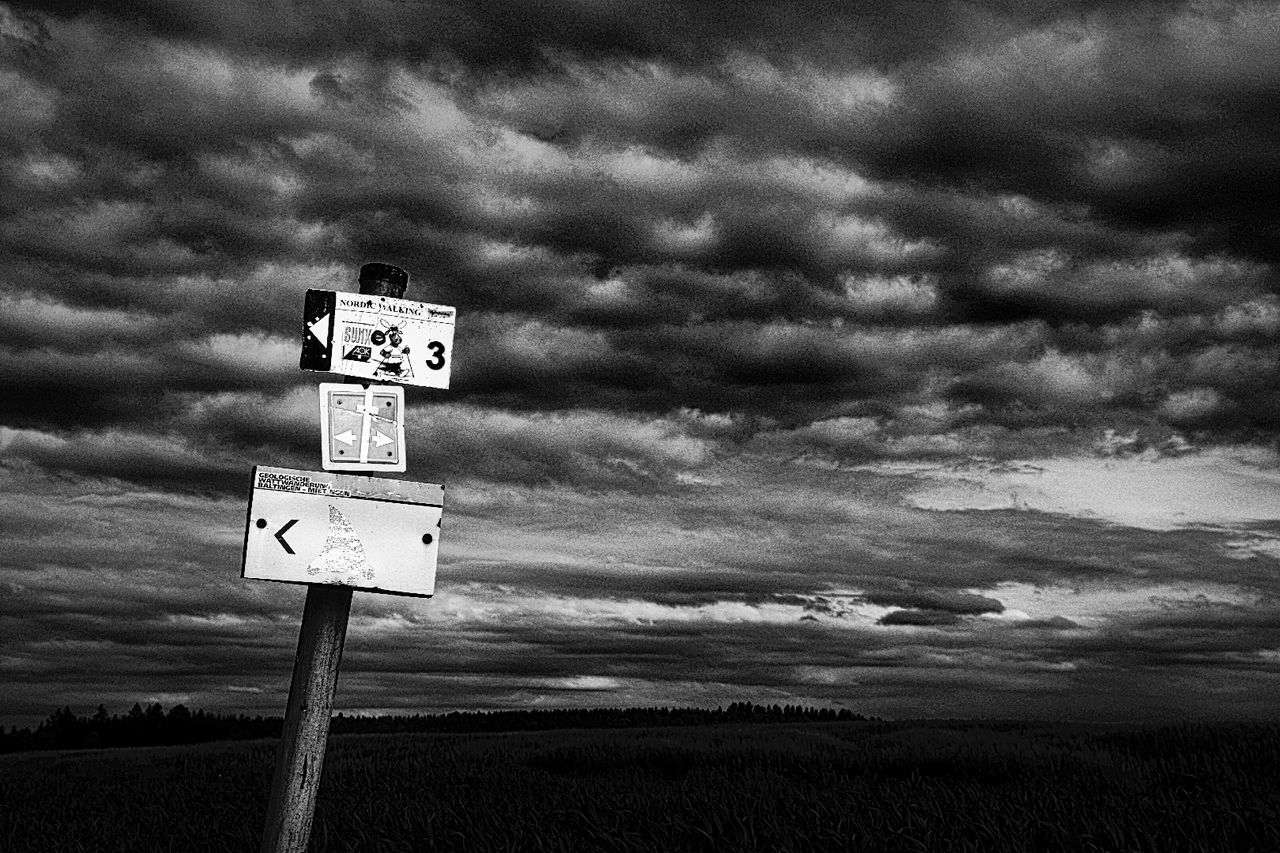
xmin=1 ymin=0 xmax=1278 ymax=724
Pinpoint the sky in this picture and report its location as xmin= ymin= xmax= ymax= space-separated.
xmin=1 ymin=0 xmax=1279 ymax=727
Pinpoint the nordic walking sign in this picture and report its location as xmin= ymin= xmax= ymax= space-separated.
xmin=300 ymin=289 xmax=456 ymax=389
xmin=242 ymin=465 xmax=443 ymax=598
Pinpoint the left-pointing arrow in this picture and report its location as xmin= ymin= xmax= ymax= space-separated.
xmin=274 ymin=519 xmax=299 ymax=555
xmin=307 ymin=312 xmax=332 ymax=349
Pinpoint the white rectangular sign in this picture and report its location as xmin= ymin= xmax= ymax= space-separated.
xmin=300 ymin=289 xmax=456 ymax=389
xmin=318 ymin=383 xmax=406 ymax=472
xmin=242 ymin=466 xmax=443 ymax=597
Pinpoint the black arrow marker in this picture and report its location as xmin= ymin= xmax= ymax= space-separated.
xmin=274 ymin=519 xmax=299 ymax=555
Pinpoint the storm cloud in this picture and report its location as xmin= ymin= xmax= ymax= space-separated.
xmin=1 ymin=0 xmax=1278 ymax=724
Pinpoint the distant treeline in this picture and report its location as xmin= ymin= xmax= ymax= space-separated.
xmin=1 ymin=702 xmax=874 ymax=753
xmin=1 ymin=704 xmax=282 ymax=753
xmin=331 ymin=703 xmax=874 ymax=736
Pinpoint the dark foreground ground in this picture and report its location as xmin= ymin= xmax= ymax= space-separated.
xmin=2 ymin=720 xmax=1278 ymax=852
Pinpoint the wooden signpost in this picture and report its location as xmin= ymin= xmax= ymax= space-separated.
xmin=248 ymin=262 xmax=454 ymax=853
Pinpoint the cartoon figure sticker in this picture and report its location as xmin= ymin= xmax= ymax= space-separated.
xmin=373 ymin=321 xmax=412 ymax=380
xmin=300 ymin=289 xmax=455 ymax=389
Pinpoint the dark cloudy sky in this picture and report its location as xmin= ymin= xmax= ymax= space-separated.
xmin=2 ymin=1 xmax=1279 ymax=727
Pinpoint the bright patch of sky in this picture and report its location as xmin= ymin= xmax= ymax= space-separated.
xmin=884 ymin=447 xmax=1280 ymax=532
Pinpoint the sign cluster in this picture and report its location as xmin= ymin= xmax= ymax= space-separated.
xmin=241 ymin=285 xmax=456 ymax=598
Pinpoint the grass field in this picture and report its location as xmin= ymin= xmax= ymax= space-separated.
xmin=2 ymin=720 xmax=1279 ymax=852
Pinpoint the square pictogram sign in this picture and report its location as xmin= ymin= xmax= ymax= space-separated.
xmin=318 ymin=383 xmax=406 ymax=472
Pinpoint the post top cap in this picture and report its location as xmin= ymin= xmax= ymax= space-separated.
xmin=359 ymin=262 xmax=408 ymax=288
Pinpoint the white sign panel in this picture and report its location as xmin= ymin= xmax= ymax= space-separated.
xmin=318 ymin=383 xmax=406 ymax=472
xmin=300 ymin=289 xmax=456 ymax=389
xmin=242 ymin=466 xmax=443 ymax=598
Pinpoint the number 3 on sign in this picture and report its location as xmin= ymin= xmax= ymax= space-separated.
xmin=425 ymin=341 xmax=445 ymax=370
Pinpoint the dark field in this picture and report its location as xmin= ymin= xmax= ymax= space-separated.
xmin=3 ymin=720 xmax=1279 ymax=852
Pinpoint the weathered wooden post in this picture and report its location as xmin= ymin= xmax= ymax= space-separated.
xmin=247 ymin=263 xmax=456 ymax=853
xmin=258 ymin=584 xmax=352 ymax=852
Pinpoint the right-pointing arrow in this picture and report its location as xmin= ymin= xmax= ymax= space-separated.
xmin=274 ymin=519 xmax=298 ymax=555
xmin=372 ymin=431 xmax=393 ymax=448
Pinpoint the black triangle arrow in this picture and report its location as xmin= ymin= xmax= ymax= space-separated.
xmin=274 ymin=519 xmax=299 ymax=555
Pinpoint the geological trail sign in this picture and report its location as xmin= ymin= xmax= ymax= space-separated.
xmin=242 ymin=466 xmax=442 ymax=598
xmin=300 ymin=289 xmax=456 ymax=389
xmin=317 ymin=383 xmax=406 ymax=472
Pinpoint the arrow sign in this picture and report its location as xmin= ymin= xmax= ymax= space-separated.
xmin=241 ymin=466 xmax=443 ymax=597
xmin=274 ymin=519 xmax=299 ymax=554
xmin=299 ymin=290 xmax=337 ymax=371
xmin=317 ymin=383 xmax=405 ymax=472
